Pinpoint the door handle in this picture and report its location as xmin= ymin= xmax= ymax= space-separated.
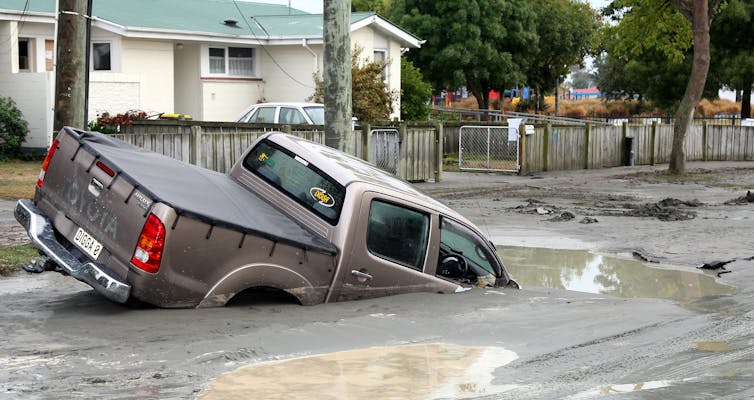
xmin=351 ymin=269 xmax=373 ymax=282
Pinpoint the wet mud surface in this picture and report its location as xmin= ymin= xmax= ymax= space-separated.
xmin=2 ymin=161 xmax=754 ymax=399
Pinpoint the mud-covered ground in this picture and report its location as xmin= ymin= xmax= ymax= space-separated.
xmin=1 ymin=161 xmax=753 ymax=399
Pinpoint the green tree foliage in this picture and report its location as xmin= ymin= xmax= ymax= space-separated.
xmin=0 ymin=96 xmax=29 ymax=159
xmin=389 ymin=0 xmax=537 ymax=110
xmin=603 ymin=0 xmax=722 ymax=174
xmin=310 ymin=47 xmax=397 ymax=122
xmin=710 ymin=0 xmax=754 ymax=118
xmin=352 ymin=0 xmax=392 ymax=13
xmin=526 ymin=0 xmax=600 ymax=109
xmin=569 ymin=69 xmax=595 ymax=90
xmin=399 ymin=57 xmax=432 ymax=120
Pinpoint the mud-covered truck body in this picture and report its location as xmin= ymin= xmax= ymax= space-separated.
xmin=16 ymin=127 xmax=515 ymax=308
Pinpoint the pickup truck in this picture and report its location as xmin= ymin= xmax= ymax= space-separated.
xmin=15 ymin=127 xmax=517 ymax=308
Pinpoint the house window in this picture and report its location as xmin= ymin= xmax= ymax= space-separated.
xmin=18 ymin=39 xmax=29 ymax=71
xmin=208 ymin=46 xmax=255 ymax=77
xmin=373 ymin=49 xmax=387 ymax=81
xmin=92 ymin=42 xmax=111 ymax=71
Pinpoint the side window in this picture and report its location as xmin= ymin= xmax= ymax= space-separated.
xmin=366 ymin=200 xmax=429 ymax=270
xmin=438 ymin=218 xmax=501 ymax=286
xmin=279 ymin=107 xmax=306 ymax=124
xmin=250 ymin=107 xmax=275 ymax=123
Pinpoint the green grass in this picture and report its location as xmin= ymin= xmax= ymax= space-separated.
xmin=0 ymin=244 xmax=38 ymax=276
xmin=0 ymin=160 xmax=39 ymax=200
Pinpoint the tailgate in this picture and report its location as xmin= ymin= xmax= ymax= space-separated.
xmin=34 ymin=128 xmax=155 ymax=279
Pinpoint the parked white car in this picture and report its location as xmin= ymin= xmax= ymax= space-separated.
xmin=236 ymin=102 xmax=324 ymax=125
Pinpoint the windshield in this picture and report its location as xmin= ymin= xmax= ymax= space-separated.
xmin=303 ymin=106 xmax=325 ymax=125
xmin=243 ymin=140 xmax=345 ymax=224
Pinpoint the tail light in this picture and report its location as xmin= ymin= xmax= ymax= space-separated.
xmin=131 ymin=214 xmax=166 ymax=273
xmin=37 ymin=139 xmax=60 ymax=187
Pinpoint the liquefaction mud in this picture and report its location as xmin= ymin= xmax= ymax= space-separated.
xmin=198 ymin=344 xmax=519 ymax=400
xmin=499 ymin=246 xmax=735 ymax=302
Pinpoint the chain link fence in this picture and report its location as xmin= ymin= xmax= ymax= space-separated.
xmin=458 ymin=125 xmax=519 ymax=172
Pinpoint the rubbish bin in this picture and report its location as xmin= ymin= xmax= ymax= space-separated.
xmin=624 ymin=137 xmax=635 ymax=166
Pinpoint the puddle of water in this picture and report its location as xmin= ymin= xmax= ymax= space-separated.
xmin=197 ymin=343 xmax=519 ymax=400
xmin=499 ymin=246 xmax=735 ymax=302
xmin=695 ymin=341 xmax=732 ymax=352
xmin=567 ymin=379 xmax=694 ymax=399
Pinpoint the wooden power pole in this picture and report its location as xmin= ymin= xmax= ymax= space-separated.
xmin=323 ymin=0 xmax=352 ymax=152
xmin=53 ymin=0 xmax=88 ymax=132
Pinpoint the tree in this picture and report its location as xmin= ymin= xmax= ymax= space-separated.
xmin=352 ymin=0 xmax=392 ymax=13
xmin=310 ymin=47 xmax=397 ymax=122
xmin=570 ymin=69 xmax=595 ymax=90
xmin=710 ymin=0 xmax=754 ymax=118
xmin=389 ymin=0 xmax=537 ymax=111
xmin=526 ymin=0 xmax=600 ymax=110
xmin=605 ymin=0 xmax=722 ymax=174
xmin=400 ymin=57 xmax=433 ymax=120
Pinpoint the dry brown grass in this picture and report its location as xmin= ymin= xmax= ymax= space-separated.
xmin=696 ymin=99 xmax=741 ymax=117
xmin=0 ymin=161 xmax=39 ymax=200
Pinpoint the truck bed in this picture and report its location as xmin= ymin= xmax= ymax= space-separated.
xmin=73 ymin=129 xmax=336 ymax=255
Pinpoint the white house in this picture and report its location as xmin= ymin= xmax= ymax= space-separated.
xmin=0 ymin=0 xmax=422 ymax=150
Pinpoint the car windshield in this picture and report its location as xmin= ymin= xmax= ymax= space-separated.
xmin=243 ymin=139 xmax=345 ymax=224
xmin=303 ymin=106 xmax=325 ymax=125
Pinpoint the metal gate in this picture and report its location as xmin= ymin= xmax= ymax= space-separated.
xmin=370 ymin=128 xmax=400 ymax=176
xmin=458 ymin=125 xmax=520 ymax=172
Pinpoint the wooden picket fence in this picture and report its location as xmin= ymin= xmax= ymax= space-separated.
xmin=521 ymin=122 xmax=754 ymax=173
xmin=115 ymin=120 xmax=442 ymax=182
xmin=113 ymin=120 xmax=754 ymax=179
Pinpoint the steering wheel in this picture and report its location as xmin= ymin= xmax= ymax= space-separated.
xmin=439 ymin=255 xmax=468 ymax=279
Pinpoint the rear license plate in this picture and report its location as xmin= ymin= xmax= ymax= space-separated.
xmin=73 ymin=227 xmax=103 ymax=260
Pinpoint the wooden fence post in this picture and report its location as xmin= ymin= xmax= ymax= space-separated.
xmin=399 ymin=122 xmax=407 ymax=180
xmin=543 ymin=124 xmax=550 ymax=172
xmin=650 ymin=121 xmax=657 ymax=166
xmin=434 ymin=122 xmax=443 ymax=182
xmin=190 ymin=125 xmax=202 ymax=166
xmin=583 ymin=123 xmax=591 ymax=169
xmin=361 ymin=123 xmax=370 ymax=162
xmin=621 ymin=122 xmax=627 ymax=165
xmin=281 ymin=124 xmax=292 ymax=134
xmin=702 ymin=120 xmax=708 ymax=161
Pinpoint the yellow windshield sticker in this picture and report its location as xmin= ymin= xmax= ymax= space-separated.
xmin=310 ymin=187 xmax=335 ymax=208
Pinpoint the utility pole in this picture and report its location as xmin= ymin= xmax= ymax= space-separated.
xmin=323 ymin=0 xmax=352 ymax=152
xmin=53 ymin=0 xmax=88 ymax=132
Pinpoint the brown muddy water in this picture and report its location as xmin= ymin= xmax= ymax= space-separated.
xmin=198 ymin=246 xmax=734 ymax=399
xmin=499 ymin=246 xmax=735 ymax=302
xmin=197 ymin=343 xmax=519 ymax=400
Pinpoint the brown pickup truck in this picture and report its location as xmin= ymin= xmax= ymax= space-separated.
xmin=15 ymin=127 xmax=517 ymax=308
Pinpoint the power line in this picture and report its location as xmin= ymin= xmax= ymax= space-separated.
xmin=231 ymin=0 xmax=314 ymax=89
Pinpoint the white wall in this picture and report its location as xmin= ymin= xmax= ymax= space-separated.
xmin=88 ymin=72 xmax=141 ymax=122
xmin=0 ymin=72 xmax=54 ymax=150
xmin=259 ymin=44 xmax=320 ymax=104
xmin=0 ymin=21 xmax=18 ymax=74
xmin=201 ymin=80 xmax=264 ymax=121
xmin=174 ymin=43 xmax=203 ymax=120
xmin=121 ymin=38 xmax=174 ymax=115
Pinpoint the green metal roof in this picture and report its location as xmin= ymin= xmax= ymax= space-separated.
xmin=0 ymin=1 xmax=415 ymax=44
xmin=0 ymin=0 xmax=55 ymax=13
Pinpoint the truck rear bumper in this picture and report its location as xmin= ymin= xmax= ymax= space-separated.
xmin=14 ymin=199 xmax=131 ymax=304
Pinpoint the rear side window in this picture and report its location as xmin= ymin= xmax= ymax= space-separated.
xmin=279 ymin=107 xmax=307 ymax=124
xmin=244 ymin=140 xmax=345 ymax=224
xmin=366 ymin=200 xmax=429 ymax=270
xmin=249 ymin=107 xmax=275 ymax=123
